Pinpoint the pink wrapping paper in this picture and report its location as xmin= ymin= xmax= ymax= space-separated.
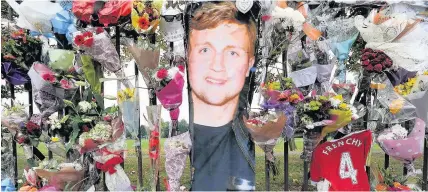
xmin=156 ymin=73 xmax=184 ymax=120
xmin=379 ymin=118 xmax=426 ymax=163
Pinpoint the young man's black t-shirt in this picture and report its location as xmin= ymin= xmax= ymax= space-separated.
xmin=191 ymin=122 xmax=254 ymax=191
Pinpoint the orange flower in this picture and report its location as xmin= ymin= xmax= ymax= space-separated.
xmin=138 ymin=17 xmax=150 ymax=30
xmin=375 ymin=183 xmax=388 ymax=191
xmin=370 ymin=83 xmax=386 ymax=90
xmin=389 ymin=99 xmax=404 ymax=114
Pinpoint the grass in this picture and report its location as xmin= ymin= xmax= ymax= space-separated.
xmin=16 ymin=139 xmax=424 ymax=191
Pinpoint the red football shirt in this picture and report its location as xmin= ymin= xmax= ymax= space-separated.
xmin=310 ymin=130 xmax=372 ymax=191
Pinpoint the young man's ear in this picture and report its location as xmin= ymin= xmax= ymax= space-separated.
xmin=246 ymin=57 xmax=255 ymax=77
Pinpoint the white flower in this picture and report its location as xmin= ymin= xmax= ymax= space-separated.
xmin=78 ymin=101 xmax=92 ymax=113
xmin=329 ymin=98 xmax=342 ymax=108
xmin=167 ymin=67 xmax=179 ymax=80
xmin=17 ymin=179 xmax=23 ymax=184
xmin=306 ymin=124 xmax=315 ymax=129
xmin=391 ymin=124 xmax=408 ymax=139
xmin=78 ymin=132 xmax=90 ymax=146
xmin=350 ymin=106 xmax=359 ymax=119
xmin=90 ymin=123 xmax=112 ymax=141
xmin=378 ymin=132 xmax=395 ymax=141
xmin=48 ymin=114 xmax=61 ymax=130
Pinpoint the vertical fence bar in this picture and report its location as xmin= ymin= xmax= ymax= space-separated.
xmin=364 ymin=85 xmax=371 ymax=180
xmin=115 ymin=26 xmax=125 ymax=169
xmin=302 ymin=161 xmax=309 ymax=191
xmin=10 ymin=84 xmax=18 ymax=188
xmin=423 ymin=136 xmax=428 ymax=190
xmin=265 ymin=154 xmax=270 ymax=191
xmin=282 ymin=49 xmax=289 ymax=191
xmin=384 ymin=154 xmax=390 ymax=169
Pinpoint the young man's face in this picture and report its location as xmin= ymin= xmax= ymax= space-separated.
xmin=188 ymin=22 xmax=255 ymax=106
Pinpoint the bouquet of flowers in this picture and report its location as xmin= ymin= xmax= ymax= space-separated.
xmin=377 ymin=118 xmax=426 ymax=176
xmin=28 ymin=62 xmax=79 ymax=118
xmin=92 ymin=150 xmax=132 ymax=191
xmin=145 ymin=105 xmax=162 ymax=191
xmin=373 ymin=166 xmax=413 ymax=191
xmin=1 ymin=102 xmax=28 ymax=135
xmin=394 ymin=72 xmax=428 ymax=124
xmin=164 ymin=132 xmax=191 ymax=191
xmin=1 ymin=28 xmax=43 ymax=86
xmin=34 ymin=162 xmax=85 ymax=191
xmin=72 ymin=27 xmax=131 ymax=88
xmin=131 ymin=0 xmax=163 ymax=34
xmin=360 ymin=48 xmax=393 ymax=73
xmin=117 ymin=88 xmax=139 ymax=142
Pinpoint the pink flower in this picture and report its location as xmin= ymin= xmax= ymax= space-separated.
xmin=42 ymin=73 xmax=56 ymax=83
xmin=96 ymin=27 xmax=104 ymax=34
xmin=156 ymin=68 xmax=168 ymax=80
xmin=178 ymin=65 xmax=185 ymax=73
xmin=365 ymin=64 xmax=374 ymax=71
xmin=60 ymin=79 xmax=72 ymax=89
xmin=262 ymin=15 xmax=272 ymax=21
xmin=373 ymin=64 xmax=383 ymax=72
xmin=24 ymin=169 xmax=38 ymax=186
xmin=384 ymin=59 xmax=392 ymax=68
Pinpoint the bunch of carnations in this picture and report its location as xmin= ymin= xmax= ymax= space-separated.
xmin=151 ymin=65 xmax=185 ymax=91
xmin=360 ymin=48 xmax=393 ymax=73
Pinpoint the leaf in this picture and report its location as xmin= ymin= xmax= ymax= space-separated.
xmin=104 ymin=95 xmax=117 ymax=100
xmin=93 ymin=93 xmax=104 ymax=109
xmin=75 ymin=81 xmax=87 ymax=87
xmin=66 ymin=75 xmax=75 ymax=78
xmin=65 ymin=121 xmax=81 ymax=152
xmin=63 ymin=99 xmax=74 ymax=107
xmin=80 ymin=55 xmax=102 ymax=94
xmin=82 ymin=118 xmax=92 ymax=123
xmin=60 ymin=115 xmax=70 ymax=123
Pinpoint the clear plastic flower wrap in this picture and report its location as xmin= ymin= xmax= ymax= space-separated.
xmin=122 ymin=37 xmax=160 ymax=88
xmin=1 ymin=132 xmax=16 ymax=185
xmin=372 ymin=74 xmax=417 ymax=124
xmin=164 ymin=131 xmax=191 ymax=191
xmin=46 ymin=142 xmax=66 ymax=158
xmin=34 ymin=162 xmax=85 ymax=191
xmin=78 ymin=119 xmax=123 ymax=154
xmin=145 ymin=105 xmax=162 ymax=191
xmin=28 ymin=62 xmax=78 ymax=118
xmin=377 ymin=118 xmax=426 ymax=176
xmin=117 ymin=88 xmax=139 ymax=142
xmin=92 ymin=150 xmax=132 ymax=191
xmin=72 ymin=28 xmax=131 ymax=88
xmin=1 ymin=103 xmax=28 ymax=135
xmin=404 ymin=75 xmax=428 ymax=124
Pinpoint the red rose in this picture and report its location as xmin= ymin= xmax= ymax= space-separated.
xmin=74 ymin=35 xmax=85 ymax=46
xmin=365 ymin=48 xmax=373 ymax=53
xmin=83 ymin=37 xmax=94 ymax=47
xmin=96 ymin=27 xmax=104 ymax=34
xmin=26 ymin=122 xmax=40 ymax=133
xmin=365 ymin=64 xmax=374 ymax=72
xmin=261 ymin=15 xmax=271 ymax=21
xmin=384 ymin=60 xmax=392 ymax=68
xmin=361 ymin=56 xmax=368 ymax=61
xmin=42 ymin=73 xmax=56 ymax=83
xmin=156 ymin=68 xmax=168 ymax=80
xmin=373 ymin=64 xmax=383 ymax=72
xmin=178 ymin=65 xmax=185 ymax=73
xmin=83 ymin=31 xmax=93 ymax=38
xmin=362 ymin=60 xmax=369 ymax=66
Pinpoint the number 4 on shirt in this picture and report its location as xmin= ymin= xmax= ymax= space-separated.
xmin=339 ymin=152 xmax=358 ymax=184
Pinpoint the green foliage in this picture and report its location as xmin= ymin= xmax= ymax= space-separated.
xmin=346 ymin=34 xmax=366 ymax=73
xmin=80 ymin=55 xmax=102 ymax=94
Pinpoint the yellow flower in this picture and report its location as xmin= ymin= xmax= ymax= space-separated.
xmin=51 ymin=137 xmax=60 ymax=142
xmin=143 ymin=13 xmax=149 ymax=19
xmin=267 ymin=82 xmax=281 ymax=90
xmin=333 ymin=95 xmax=343 ymax=102
xmin=289 ymin=94 xmax=300 ymax=101
xmin=117 ymin=88 xmax=136 ymax=102
xmin=389 ymin=99 xmax=404 ymax=114
xmin=136 ymin=2 xmax=144 ymax=13
xmin=318 ymin=96 xmax=328 ymax=101
xmin=423 ymin=71 xmax=428 ymax=75
xmin=339 ymin=103 xmax=349 ymax=110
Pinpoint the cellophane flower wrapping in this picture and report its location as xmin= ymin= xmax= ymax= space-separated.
xmin=145 ymin=105 xmax=162 ymax=191
xmin=28 ymin=62 xmax=77 ymax=118
xmin=73 ymin=28 xmax=131 ymax=88
xmin=156 ymin=72 xmax=184 ymax=134
xmin=122 ymin=37 xmax=160 ymax=88
xmin=371 ymin=74 xmax=417 ymax=124
xmin=131 ymin=0 xmax=163 ymax=34
xmin=34 ymin=163 xmax=85 ymax=191
xmin=404 ymin=75 xmax=428 ymax=124
xmin=301 ymin=130 xmax=321 ymax=162
xmin=46 ymin=142 xmax=66 ymax=158
xmin=164 ymin=131 xmax=191 ymax=191
xmin=78 ymin=121 xmax=113 ymax=153
xmin=1 ymin=131 xmax=16 ymax=185
xmin=377 ymin=118 xmax=426 ymax=176
xmin=92 ymin=149 xmax=132 ymax=191
xmin=1 ymin=104 xmax=28 ymax=135
xmin=118 ymin=88 xmax=139 ymax=143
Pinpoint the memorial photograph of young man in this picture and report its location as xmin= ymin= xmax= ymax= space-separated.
xmin=185 ymin=1 xmax=260 ymax=191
